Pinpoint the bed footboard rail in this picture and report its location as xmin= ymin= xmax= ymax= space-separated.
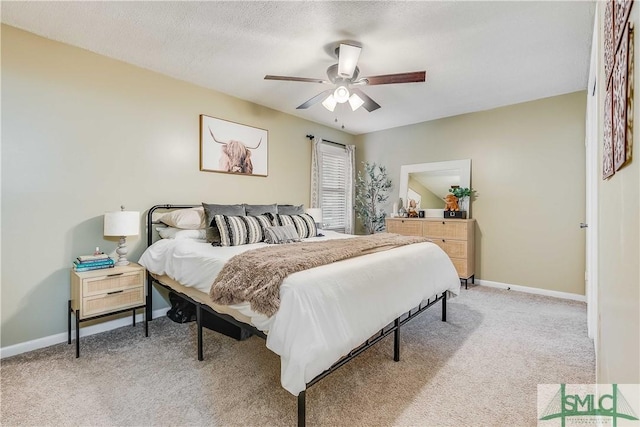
xmin=297 ymin=291 xmax=447 ymax=426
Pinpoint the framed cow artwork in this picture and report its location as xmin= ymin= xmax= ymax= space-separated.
xmin=200 ymin=115 xmax=268 ymax=176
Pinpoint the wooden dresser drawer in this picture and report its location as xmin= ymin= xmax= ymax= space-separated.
xmin=451 ymin=258 xmax=469 ymax=278
xmin=385 ymin=218 xmax=475 ymax=281
xmin=386 ymin=219 xmax=422 ymax=236
xmin=422 ymin=220 xmax=468 ymax=240
xmin=82 ymin=287 xmax=144 ymax=317
xmin=83 ymin=271 xmax=144 ymax=297
xmin=435 ymin=239 xmax=467 ymax=258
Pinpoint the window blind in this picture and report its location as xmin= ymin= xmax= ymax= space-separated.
xmin=319 ymin=143 xmax=348 ymax=232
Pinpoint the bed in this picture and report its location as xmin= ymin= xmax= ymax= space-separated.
xmin=140 ymin=204 xmax=461 ymax=426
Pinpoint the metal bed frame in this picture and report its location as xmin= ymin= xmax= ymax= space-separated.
xmin=145 ymin=204 xmax=448 ymax=427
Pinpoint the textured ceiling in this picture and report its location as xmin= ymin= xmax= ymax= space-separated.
xmin=2 ymin=1 xmax=595 ymax=135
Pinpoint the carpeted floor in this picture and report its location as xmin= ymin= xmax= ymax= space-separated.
xmin=0 ymin=286 xmax=594 ymax=426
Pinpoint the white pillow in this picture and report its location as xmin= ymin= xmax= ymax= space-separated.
xmin=156 ymin=226 xmax=207 ymax=240
xmin=159 ymin=207 xmax=207 ymax=229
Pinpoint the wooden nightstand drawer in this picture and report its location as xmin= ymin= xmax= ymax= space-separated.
xmin=82 ymin=287 xmax=144 ymax=317
xmin=83 ymin=271 xmax=143 ymax=297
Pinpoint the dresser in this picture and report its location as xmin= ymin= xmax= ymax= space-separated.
xmin=386 ymin=218 xmax=475 ymax=288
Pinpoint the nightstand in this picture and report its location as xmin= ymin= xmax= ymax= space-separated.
xmin=68 ymin=262 xmax=147 ymax=357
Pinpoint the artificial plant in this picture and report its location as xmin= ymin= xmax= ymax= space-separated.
xmin=355 ymin=162 xmax=393 ymax=234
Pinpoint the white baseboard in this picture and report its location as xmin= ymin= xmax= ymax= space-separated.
xmin=0 ymin=307 xmax=170 ymax=359
xmin=475 ymin=279 xmax=586 ymax=302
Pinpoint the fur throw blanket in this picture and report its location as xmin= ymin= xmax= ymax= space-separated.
xmin=210 ymin=233 xmax=430 ymax=317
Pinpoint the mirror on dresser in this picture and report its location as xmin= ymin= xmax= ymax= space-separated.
xmin=398 ymin=159 xmax=471 ymax=217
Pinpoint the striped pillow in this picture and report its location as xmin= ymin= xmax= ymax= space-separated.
xmin=214 ymin=215 xmax=273 ymax=246
xmin=276 ymin=213 xmax=317 ymax=239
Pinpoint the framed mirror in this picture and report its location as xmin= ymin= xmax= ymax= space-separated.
xmin=398 ymin=159 xmax=471 ymax=217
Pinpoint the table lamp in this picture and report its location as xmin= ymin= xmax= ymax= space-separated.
xmin=104 ymin=206 xmax=140 ymax=266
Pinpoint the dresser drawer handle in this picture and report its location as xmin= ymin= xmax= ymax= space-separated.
xmin=107 ymin=290 xmax=124 ymax=295
xmin=442 ymin=239 xmax=445 ymax=243
xmin=107 ymin=273 xmax=124 ymax=277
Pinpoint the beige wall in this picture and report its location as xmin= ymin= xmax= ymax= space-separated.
xmin=0 ymin=25 xmax=354 ymax=347
xmin=356 ymin=92 xmax=587 ymax=295
xmin=596 ymin=5 xmax=640 ymax=383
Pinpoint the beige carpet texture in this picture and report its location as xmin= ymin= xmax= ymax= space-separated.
xmin=1 ymin=286 xmax=595 ymax=426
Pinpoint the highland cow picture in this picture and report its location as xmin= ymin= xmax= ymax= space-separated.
xmin=200 ymin=115 xmax=268 ymax=176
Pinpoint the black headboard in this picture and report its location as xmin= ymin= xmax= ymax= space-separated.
xmin=146 ymin=204 xmax=199 ymax=247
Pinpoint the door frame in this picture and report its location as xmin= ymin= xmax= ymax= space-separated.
xmin=585 ymin=9 xmax=599 ymax=350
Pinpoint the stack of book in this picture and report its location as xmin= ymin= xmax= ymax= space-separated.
xmin=73 ymin=253 xmax=115 ymax=272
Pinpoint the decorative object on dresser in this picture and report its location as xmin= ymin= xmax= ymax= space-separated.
xmin=69 ymin=262 xmax=147 ymax=358
xmin=199 ymin=115 xmax=268 ymax=176
xmin=355 ymin=162 xmax=392 ymax=234
xmin=104 ymin=207 xmax=140 ymax=266
xmin=385 ymin=217 xmax=476 ymax=289
xmin=443 ymin=194 xmax=460 ymax=212
xmin=448 ymin=186 xmax=475 ymax=213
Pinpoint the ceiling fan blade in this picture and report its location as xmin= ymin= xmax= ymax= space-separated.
xmin=361 ymin=71 xmax=426 ymax=85
xmin=296 ymin=89 xmax=333 ymax=109
xmin=337 ymin=44 xmax=361 ymax=79
xmin=265 ymin=75 xmax=330 ymax=84
xmin=351 ymin=88 xmax=381 ymax=112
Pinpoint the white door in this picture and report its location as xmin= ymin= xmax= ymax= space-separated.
xmin=585 ymin=11 xmax=599 ymax=343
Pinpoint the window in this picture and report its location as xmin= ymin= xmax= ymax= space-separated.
xmin=319 ymin=142 xmax=348 ymax=232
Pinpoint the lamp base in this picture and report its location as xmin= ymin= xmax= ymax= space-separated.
xmin=115 ymin=236 xmax=130 ymax=266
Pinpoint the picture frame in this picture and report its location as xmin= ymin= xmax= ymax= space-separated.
xmin=605 ymin=0 xmax=614 ymax=83
xmin=613 ymin=22 xmax=630 ymax=171
xmin=199 ymin=115 xmax=268 ymax=176
xmin=603 ymin=77 xmax=615 ymax=179
xmin=614 ymin=0 xmax=633 ymax=51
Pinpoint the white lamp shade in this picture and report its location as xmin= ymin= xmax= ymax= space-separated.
xmin=305 ymin=208 xmax=323 ymax=224
xmin=348 ymin=93 xmax=365 ymax=111
xmin=104 ymin=211 xmax=140 ymax=236
xmin=322 ymin=94 xmax=337 ymax=112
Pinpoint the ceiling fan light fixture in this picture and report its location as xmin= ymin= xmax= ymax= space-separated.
xmin=334 ymin=86 xmax=350 ymax=103
xmin=348 ymin=93 xmax=365 ymax=111
xmin=322 ymin=94 xmax=337 ymax=112
xmin=337 ymin=44 xmax=361 ymax=78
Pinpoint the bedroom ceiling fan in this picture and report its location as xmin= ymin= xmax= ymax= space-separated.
xmin=264 ymin=43 xmax=426 ymax=113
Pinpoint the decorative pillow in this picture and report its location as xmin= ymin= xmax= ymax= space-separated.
xmin=264 ymin=225 xmax=301 ymax=244
xmin=277 ymin=204 xmax=305 ymax=215
xmin=244 ymin=203 xmax=278 ymax=216
xmin=202 ymin=203 xmax=246 ymax=244
xmin=214 ymin=215 xmax=273 ymax=247
xmin=159 ymin=207 xmax=207 ymax=230
xmin=202 ymin=203 xmax=246 ymax=225
xmin=276 ymin=213 xmax=317 ymax=239
xmin=156 ymin=227 xmax=207 ymax=240
xmin=206 ymin=226 xmax=221 ymax=245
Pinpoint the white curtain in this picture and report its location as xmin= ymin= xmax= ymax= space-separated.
xmin=344 ymin=144 xmax=356 ymax=234
xmin=310 ymin=137 xmax=322 ymax=208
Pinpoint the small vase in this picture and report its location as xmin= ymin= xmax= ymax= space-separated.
xmin=459 ymin=196 xmax=469 ymax=213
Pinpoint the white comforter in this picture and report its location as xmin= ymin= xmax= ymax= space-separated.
xmin=139 ymin=231 xmax=460 ymax=395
